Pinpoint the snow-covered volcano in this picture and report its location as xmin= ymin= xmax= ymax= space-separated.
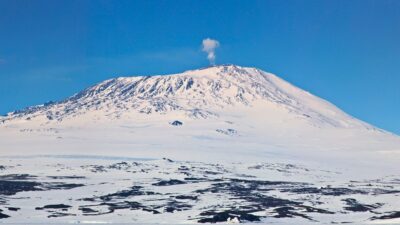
xmin=1 ymin=65 xmax=400 ymax=224
xmin=0 ymin=65 xmax=380 ymax=129
xmin=0 ymin=65 xmax=399 ymax=170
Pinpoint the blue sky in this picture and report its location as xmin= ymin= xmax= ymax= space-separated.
xmin=0 ymin=0 xmax=399 ymax=134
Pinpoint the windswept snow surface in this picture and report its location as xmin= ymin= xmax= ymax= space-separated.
xmin=0 ymin=65 xmax=399 ymax=224
xmin=0 ymin=156 xmax=399 ymax=224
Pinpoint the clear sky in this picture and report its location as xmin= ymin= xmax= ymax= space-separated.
xmin=0 ymin=0 xmax=399 ymax=134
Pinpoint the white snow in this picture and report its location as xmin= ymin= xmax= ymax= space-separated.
xmin=0 ymin=65 xmax=398 ymax=175
xmin=0 ymin=65 xmax=399 ymax=223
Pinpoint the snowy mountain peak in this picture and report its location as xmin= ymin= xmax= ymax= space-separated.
xmin=2 ymin=64 xmax=400 ymax=173
xmin=2 ymin=65 xmax=377 ymax=131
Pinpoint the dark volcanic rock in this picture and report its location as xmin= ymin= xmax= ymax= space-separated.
xmin=184 ymin=177 xmax=208 ymax=182
xmin=79 ymin=186 xmax=161 ymax=215
xmin=0 ymin=174 xmax=37 ymax=180
xmin=198 ymin=210 xmax=261 ymax=223
xmin=0 ymin=174 xmax=84 ymax=196
xmin=285 ymin=186 xmax=367 ymax=196
xmin=47 ymin=212 xmax=76 ymax=218
xmin=79 ymin=207 xmax=99 ymax=214
xmin=0 ymin=212 xmax=10 ymax=219
xmin=170 ymin=120 xmax=183 ymax=126
xmin=0 ymin=180 xmax=42 ymax=195
xmin=96 ymin=186 xmax=155 ymax=201
xmin=342 ymin=198 xmax=382 ymax=212
xmin=47 ymin=176 xmax=86 ymax=180
xmin=273 ymin=206 xmax=312 ymax=220
xmin=175 ymin=195 xmax=198 ymax=200
xmin=36 ymin=204 xmax=72 ymax=210
xmin=44 ymin=183 xmax=85 ymax=190
xmin=80 ymin=201 xmax=160 ymax=216
xmin=163 ymin=200 xmax=192 ymax=213
xmin=194 ymin=178 xmax=334 ymax=221
xmin=6 ymin=207 xmax=20 ymax=211
xmin=371 ymin=211 xmax=400 ymax=220
xmin=152 ymin=179 xmax=186 ymax=186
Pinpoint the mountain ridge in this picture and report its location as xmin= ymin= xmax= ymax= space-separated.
xmin=1 ymin=64 xmax=400 ymax=167
xmin=1 ymin=65 xmax=382 ymax=133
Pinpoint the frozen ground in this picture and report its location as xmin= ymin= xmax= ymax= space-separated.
xmin=0 ymin=155 xmax=399 ymax=224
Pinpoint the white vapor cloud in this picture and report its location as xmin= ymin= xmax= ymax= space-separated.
xmin=202 ymin=38 xmax=220 ymax=65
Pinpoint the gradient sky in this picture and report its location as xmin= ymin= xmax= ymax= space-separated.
xmin=0 ymin=0 xmax=399 ymax=134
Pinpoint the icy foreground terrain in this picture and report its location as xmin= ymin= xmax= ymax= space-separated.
xmin=0 ymin=156 xmax=399 ymax=224
xmin=0 ymin=65 xmax=399 ymax=224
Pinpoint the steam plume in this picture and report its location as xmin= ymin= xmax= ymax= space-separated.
xmin=202 ymin=38 xmax=220 ymax=65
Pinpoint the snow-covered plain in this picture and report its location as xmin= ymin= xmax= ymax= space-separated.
xmin=0 ymin=156 xmax=399 ymax=224
xmin=0 ymin=65 xmax=399 ymax=224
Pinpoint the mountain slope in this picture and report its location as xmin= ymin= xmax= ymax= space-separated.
xmin=0 ymin=65 xmax=399 ymax=172
xmin=0 ymin=65 xmax=379 ymax=130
